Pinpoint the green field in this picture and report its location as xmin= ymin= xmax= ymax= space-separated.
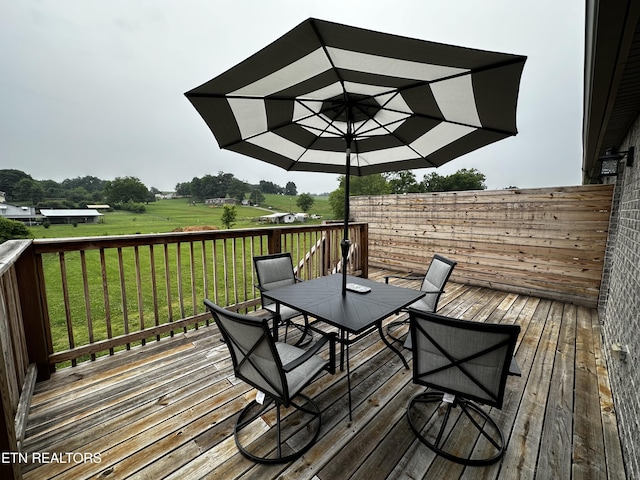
xmin=28 ymin=194 xmax=333 ymax=239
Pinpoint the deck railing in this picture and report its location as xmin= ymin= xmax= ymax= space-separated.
xmin=17 ymin=222 xmax=366 ymax=371
xmin=0 ymin=240 xmax=42 ymax=478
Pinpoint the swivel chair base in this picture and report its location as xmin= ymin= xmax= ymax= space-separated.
xmin=407 ymin=391 xmax=506 ymax=466
xmin=235 ymin=393 xmax=321 ymax=464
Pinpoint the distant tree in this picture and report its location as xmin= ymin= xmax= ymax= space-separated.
xmin=328 ymin=188 xmax=346 ymax=219
xmin=421 ymin=172 xmax=447 ymax=192
xmin=249 ymin=189 xmax=264 ymax=205
xmin=14 ymin=178 xmax=45 ymax=204
xmin=67 ymin=187 xmax=91 ymax=206
xmin=442 ymin=168 xmax=486 ymax=191
xmin=0 ymin=218 xmax=31 ymax=244
xmin=104 ymin=176 xmax=149 ymax=204
xmin=40 ymin=179 xmax=65 ymax=199
xmin=259 ymin=180 xmax=283 ymax=194
xmin=285 ymin=181 xmax=297 ymax=196
xmin=0 ymin=169 xmax=32 ymax=200
xmin=229 ymin=178 xmax=250 ymax=203
xmin=296 ymin=193 xmax=314 ymax=212
xmin=422 ymin=168 xmax=486 ymax=192
xmin=221 ymin=205 xmax=237 ymax=229
xmin=386 ymin=170 xmax=421 ymax=194
xmin=175 ymin=181 xmax=192 ymax=197
xmin=188 ymin=177 xmax=202 ymax=199
xmin=61 ymin=176 xmax=106 ymax=193
xmin=329 ymin=174 xmax=390 ymax=219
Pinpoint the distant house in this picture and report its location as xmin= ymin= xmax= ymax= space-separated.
xmin=155 ymin=191 xmax=176 ymax=200
xmin=40 ymin=209 xmax=103 ymax=224
xmin=0 ymin=191 xmax=6 ymax=203
xmin=86 ymin=204 xmax=111 ymax=210
xmin=259 ymin=212 xmax=297 ymax=224
xmin=0 ymin=204 xmax=39 ymax=225
xmin=205 ymin=198 xmax=236 ymax=205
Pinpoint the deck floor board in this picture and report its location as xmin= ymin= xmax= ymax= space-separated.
xmin=21 ymin=269 xmax=626 ymax=479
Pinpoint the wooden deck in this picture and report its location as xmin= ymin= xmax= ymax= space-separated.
xmin=20 ymin=269 xmax=626 ymax=480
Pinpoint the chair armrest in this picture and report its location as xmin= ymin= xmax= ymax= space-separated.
xmin=384 ymin=274 xmax=424 ymax=284
xmin=282 ymin=332 xmax=337 ymax=372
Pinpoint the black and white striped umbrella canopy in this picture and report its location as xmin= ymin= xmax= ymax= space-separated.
xmin=185 ymin=18 xmax=526 ymax=177
xmin=185 ymin=18 xmax=526 ymax=292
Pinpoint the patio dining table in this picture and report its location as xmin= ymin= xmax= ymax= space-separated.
xmin=262 ymin=273 xmax=425 ymax=419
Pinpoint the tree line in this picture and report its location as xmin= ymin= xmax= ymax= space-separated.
xmin=1 ymin=167 xmax=487 ymax=221
xmin=328 ymin=168 xmax=487 ymax=218
xmin=0 ymin=169 xmax=301 ymax=212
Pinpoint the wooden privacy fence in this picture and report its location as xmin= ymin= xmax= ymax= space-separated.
xmin=351 ymin=185 xmax=614 ymax=307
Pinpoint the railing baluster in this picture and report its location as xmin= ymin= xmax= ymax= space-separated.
xmin=212 ymin=239 xmax=220 ymax=305
xmin=134 ymin=246 xmax=145 ymax=346
xmin=99 ymin=248 xmax=114 ymax=355
xmin=117 ymin=247 xmax=130 ymax=350
xmin=176 ymin=243 xmax=185 ymax=326
xmin=222 ymin=238 xmax=229 ymax=306
xmin=149 ymin=244 xmax=160 ymax=341
xmin=58 ymin=252 xmax=76 ymax=366
xmin=79 ymin=250 xmax=95 ymax=360
xmin=189 ymin=242 xmax=197 ymax=326
xmin=163 ymin=243 xmax=173 ymax=336
xmin=201 ymin=240 xmax=210 ymax=325
xmin=241 ymin=237 xmax=248 ymax=313
xmin=231 ymin=238 xmax=238 ymax=306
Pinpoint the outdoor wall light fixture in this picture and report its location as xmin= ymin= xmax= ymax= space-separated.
xmin=598 ymin=146 xmax=634 ymax=176
xmin=611 ymin=343 xmax=630 ymax=363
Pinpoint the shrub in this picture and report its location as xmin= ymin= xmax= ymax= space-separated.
xmin=0 ymin=217 xmax=31 ymax=244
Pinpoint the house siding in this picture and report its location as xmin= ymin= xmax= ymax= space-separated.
xmin=599 ymin=114 xmax=640 ymax=479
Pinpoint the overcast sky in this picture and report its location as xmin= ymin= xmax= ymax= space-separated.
xmin=1 ymin=0 xmax=584 ymax=194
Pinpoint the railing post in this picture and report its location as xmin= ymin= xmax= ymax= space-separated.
xmin=360 ymin=223 xmax=369 ymax=278
xmin=0 ymin=411 xmax=20 ymax=479
xmin=268 ymin=228 xmax=282 ymax=254
xmin=15 ymin=244 xmax=52 ymax=380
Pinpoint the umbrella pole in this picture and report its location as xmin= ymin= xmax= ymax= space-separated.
xmin=341 ymin=137 xmax=352 ymax=296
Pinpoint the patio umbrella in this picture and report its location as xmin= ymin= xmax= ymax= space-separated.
xmin=185 ymin=18 xmax=526 ymax=294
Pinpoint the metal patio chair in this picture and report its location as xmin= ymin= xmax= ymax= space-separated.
xmin=384 ymin=254 xmax=457 ymax=344
xmin=204 ymin=299 xmax=336 ymax=464
xmin=254 ymin=252 xmax=313 ymax=346
xmin=406 ymin=309 xmax=521 ymax=466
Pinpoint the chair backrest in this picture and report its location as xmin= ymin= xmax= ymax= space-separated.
xmin=254 ymin=253 xmax=297 ymax=308
xmin=419 ymin=254 xmax=457 ymax=312
xmin=204 ymin=299 xmax=288 ymax=401
xmin=409 ymin=309 xmax=520 ymax=409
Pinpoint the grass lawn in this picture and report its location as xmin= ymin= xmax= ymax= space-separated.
xmin=28 ymin=194 xmax=334 ymax=239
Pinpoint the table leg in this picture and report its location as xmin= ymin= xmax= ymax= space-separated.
xmin=339 ymin=330 xmax=346 ymax=371
xmin=378 ymin=321 xmax=409 ymax=369
xmin=346 ymin=337 xmax=352 ymax=421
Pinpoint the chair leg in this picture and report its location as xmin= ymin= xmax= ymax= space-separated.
xmin=386 ymin=317 xmax=409 ymax=343
xmin=407 ymin=391 xmax=506 ymax=466
xmin=234 ymin=394 xmax=321 ymax=464
xmin=289 ymin=316 xmax=313 ymax=347
xmin=272 ymin=314 xmax=313 ymax=347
